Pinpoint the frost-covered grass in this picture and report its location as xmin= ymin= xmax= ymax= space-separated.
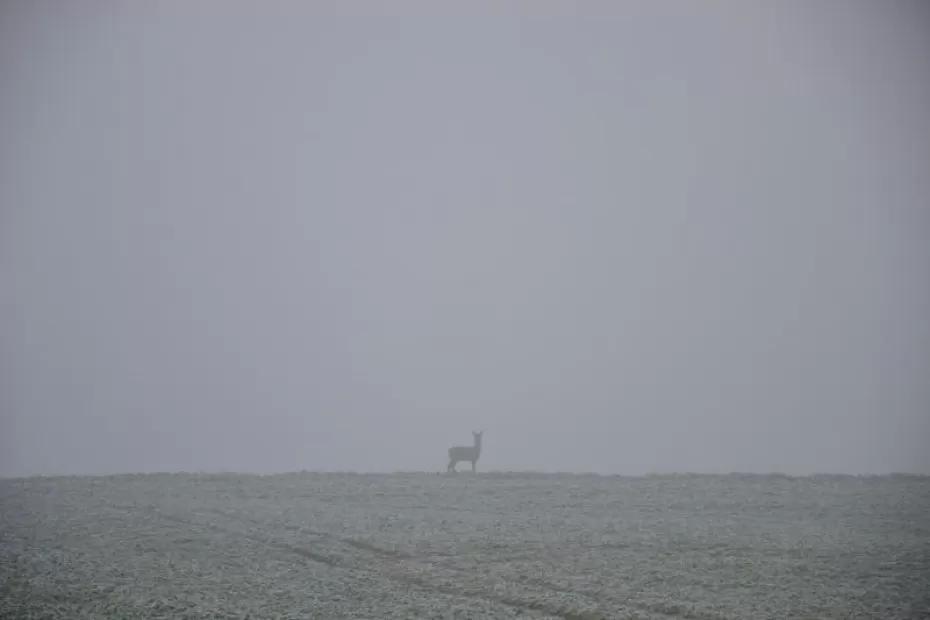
xmin=2 ymin=472 xmax=928 ymax=619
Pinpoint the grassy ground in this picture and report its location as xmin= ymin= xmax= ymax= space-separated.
xmin=2 ymin=472 xmax=928 ymax=618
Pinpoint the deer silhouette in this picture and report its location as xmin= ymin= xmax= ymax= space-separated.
xmin=447 ymin=430 xmax=483 ymax=473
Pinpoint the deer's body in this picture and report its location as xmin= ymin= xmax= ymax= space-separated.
xmin=447 ymin=431 xmax=483 ymax=473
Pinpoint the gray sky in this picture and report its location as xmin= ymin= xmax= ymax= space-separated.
xmin=2 ymin=1 xmax=928 ymax=477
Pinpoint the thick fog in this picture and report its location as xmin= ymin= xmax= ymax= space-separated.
xmin=1 ymin=2 xmax=928 ymax=477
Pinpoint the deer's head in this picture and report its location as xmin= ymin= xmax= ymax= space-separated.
xmin=472 ymin=430 xmax=484 ymax=445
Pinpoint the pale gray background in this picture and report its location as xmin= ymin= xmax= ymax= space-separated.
xmin=2 ymin=1 xmax=928 ymax=476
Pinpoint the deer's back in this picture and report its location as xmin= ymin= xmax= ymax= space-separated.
xmin=449 ymin=446 xmax=476 ymax=459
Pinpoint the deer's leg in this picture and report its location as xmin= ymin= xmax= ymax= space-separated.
xmin=447 ymin=459 xmax=455 ymax=473
xmin=471 ymin=460 xmax=476 ymax=473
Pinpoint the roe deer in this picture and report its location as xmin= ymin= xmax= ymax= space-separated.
xmin=447 ymin=430 xmax=483 ymax=473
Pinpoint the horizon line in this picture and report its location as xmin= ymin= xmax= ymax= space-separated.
xmin=3 ymin=469 xmax=928 ymax=481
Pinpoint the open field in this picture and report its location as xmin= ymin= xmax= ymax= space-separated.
xmin=2 ymin=472 xmax=928 ymax=619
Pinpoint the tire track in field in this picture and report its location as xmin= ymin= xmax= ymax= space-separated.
xmin=130 ymin=504 xmax=724 ymax=620
xmin=198 ymin=506 xmax=719 ymax=620
xmin=133 ymin=504 xmax=611 ymax=619
xmin=130 ymin=506 xmax=342 ymax=568
xmin=200 ymin=506 xmax=726 ymax=620
xmin=202 ymin=508 xmax=597 ymax=619
xmin=95 ymin=503 xmax=724 ymax=620
xmin=194 ymin=506 xmax=412 ymax=559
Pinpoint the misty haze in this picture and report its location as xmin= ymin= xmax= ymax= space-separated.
xmin=1 ymin=1 xmax=928 ymax=618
